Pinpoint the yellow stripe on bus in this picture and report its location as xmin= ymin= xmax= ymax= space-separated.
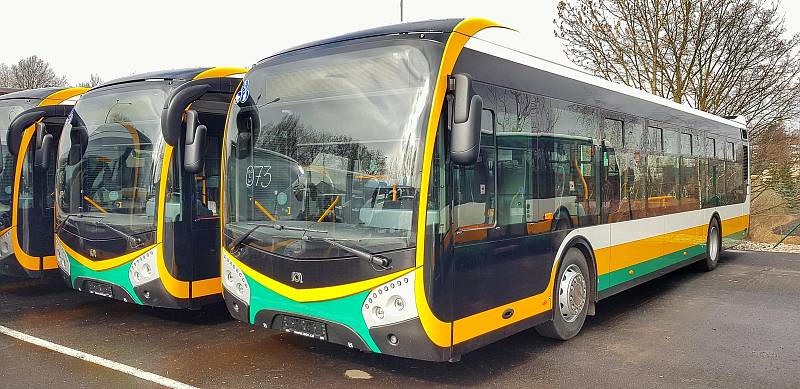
xmin=193 ymin=67 xmax=247 ymax=80
xmin=224 ymin=248 xmax=414 ymax=303
xmin=414 ymin=18 xmax=508 ymax=348
xmin=57 ymin=235 xmax=156 ymax=271
xmin=38 ymin=87 xmax=89 ymax=107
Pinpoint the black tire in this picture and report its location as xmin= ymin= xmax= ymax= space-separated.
xmin=535 ymin=247 xmax=590 ymax=340
xmin=695 ymin=217 xmax=722 ymax=271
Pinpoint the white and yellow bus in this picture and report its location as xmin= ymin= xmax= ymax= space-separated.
xmin=220 ymin=18 xmax=749 ymax=361
xmin=54 ymin=68 xmax=245 ymax=308
xmin=0 ymin=87 xmax=87 ymax=277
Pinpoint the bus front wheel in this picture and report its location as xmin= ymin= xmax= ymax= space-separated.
xmin=696 ymin=217 xmax=722 ymax=271
xmin=535 ymin=247 xmax=589 ymax=340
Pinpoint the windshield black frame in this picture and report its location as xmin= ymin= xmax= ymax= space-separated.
xmin=224 ymin=37 xmax=443 ymax=259
xmin=55 ymin=81 xmax=172 ymax=250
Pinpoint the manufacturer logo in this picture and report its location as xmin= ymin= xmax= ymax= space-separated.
xmin=233 ymin=79 xmax=250 ymax=104
xmin=290 ymin=272 xmax=303 ymax=284
xmin=89 ymin=248 xmax=97 ymax=258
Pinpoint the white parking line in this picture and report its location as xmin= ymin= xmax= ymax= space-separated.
xmin=0 ymin=325 xmax=199 ymax=389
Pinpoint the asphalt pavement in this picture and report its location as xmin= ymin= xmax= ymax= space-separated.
xmin=1 ymin=250 xmax=799 ymax=388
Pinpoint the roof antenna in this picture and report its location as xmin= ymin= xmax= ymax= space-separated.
xmin=400 ymin=0 xmax=404 ymax=22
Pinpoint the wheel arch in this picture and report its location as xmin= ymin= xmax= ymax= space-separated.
xmin=710 ymin=211 xmax=722 ymax=232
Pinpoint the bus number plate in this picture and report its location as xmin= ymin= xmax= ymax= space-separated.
xmin=281 ymin=316 xmax=327 ymax=341
xmin=86 ymin=281 xmax=113 ymax=298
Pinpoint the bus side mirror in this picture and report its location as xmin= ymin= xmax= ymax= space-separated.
xmin=235 ymin=109 xmax=258 ymax=159
xmin=449 ymin=73 xmax=482 ymax=166
xmin=68 ymin=127 xmax=88 ymax=166
xmin=183 ymin=110 xmax=207 ymax=174
xmin=34 ymin=123 xmax=53 ymax=171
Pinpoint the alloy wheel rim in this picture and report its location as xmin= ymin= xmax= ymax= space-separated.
xmin=558 ymin=264 xmax=587 ymax=323
xmin=709 ymin=225 xmax=720 ymax=262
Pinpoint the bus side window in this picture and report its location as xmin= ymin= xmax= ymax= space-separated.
xmin=453 ymin=109 xmax=496 ymax=230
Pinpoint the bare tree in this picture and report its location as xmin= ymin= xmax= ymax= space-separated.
xmin=555 ymin=0 xmax=800 ymax=141
xmin=77 ymin=73 xmax=103 ymax=88
xmin=0 ymin=64 xmax=11 ymax=87
xmin=4 ymin=55 xmax=68 ymax=89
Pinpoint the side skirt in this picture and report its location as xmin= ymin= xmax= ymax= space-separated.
xmin=450 ymin=310 xmax=551 ymax=362
xmin=597 ymin=253 xmax=705 ymax=301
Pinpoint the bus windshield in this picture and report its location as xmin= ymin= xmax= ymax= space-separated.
xmin=0 ymin=99 xmax=36 ymax=228
xmin=56 ymin=83 xmax=169 ymax=240
xmin=224 ymin=43 xmax=435 ymax=258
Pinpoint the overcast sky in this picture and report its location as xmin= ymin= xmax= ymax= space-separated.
xmin=3 ymin=0 xmax=800 ymax=85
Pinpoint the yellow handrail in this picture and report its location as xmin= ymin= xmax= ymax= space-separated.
xmin=317 ymin=196 xmax=340 ymax=222
xmin=253 ymin=198 xmax=276 ymax=221
xmin=83 ymin=195 xmax=108 ymax=214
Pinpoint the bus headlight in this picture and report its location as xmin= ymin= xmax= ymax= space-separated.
xmin=362 ymin=270 xmax=418 ymax=328
xmin=222 ymin=253 xmax=250 ymax=305
xmin=0 ymin=230 xmax=13 ymax=257
xmin=55 ymin=240 xmax=70 ymax=276
xmin=128 ymin=248 xmax=159 ymax=287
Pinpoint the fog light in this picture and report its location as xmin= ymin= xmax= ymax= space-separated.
xmin=222 ymin=253 xmax=250 ymax=305
xmin=373 ymin=306 xmax=385 ymax=320
xmin=55 ymin=240 xmax=70 ymax=276
xmin=388 ymin=334 xmax=399 ymax=345
xmin=0 ymin=230 xmax=13 ymax=257
xmin=393 ymin=297 xmax=405 ymax=311
xmin=129 ymin=247 xmax=159 ymax=287
xmin=362 ymin=270 xmax=419 ymax=329
xmin=143 ymin=291 xmax=151 ymax=299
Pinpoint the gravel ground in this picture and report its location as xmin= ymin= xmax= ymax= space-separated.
xmin=733 ymin=240 xmax=800 ymax=253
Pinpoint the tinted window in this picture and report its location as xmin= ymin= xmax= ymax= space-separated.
xmin=454 ymin=107 xmax=496 ymax=230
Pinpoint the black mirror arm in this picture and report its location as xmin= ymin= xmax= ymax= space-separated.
xmin=161 ymin=83 xmax=212 ymax=146
xmin=7 ymin=110 xmax=46 ymax=156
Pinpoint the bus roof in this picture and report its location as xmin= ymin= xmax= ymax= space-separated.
xmin=94 ymin=67 xmax=212 ymax=90
xmin=259 ymin=19 xmax=464 ymax=63
xmin=256 ymin=18 xmax=745 ymax=139
xmin=464 ymin=26 xmax=745 ymax=138
xmin=0 ymin=87 xmax=65 ymax=101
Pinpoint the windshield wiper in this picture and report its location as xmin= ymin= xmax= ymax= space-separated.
xmin=56 ymin=214 xmax=102 ymax=234
xmin=229 ymin=222 xmax=328 ymax=251
xmin=96 ymin=220 xmax=144 ymax=248
xmin=303 ymin=236 xmax=392 ymax=269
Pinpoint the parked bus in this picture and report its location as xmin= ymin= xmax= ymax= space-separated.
xmin=54 ymin=67 xmax=246 ymax=308
xmin=0 ymin=87 xmax=87 ymax=277
xmin=220 ymin=19 xmax=749 ymax=361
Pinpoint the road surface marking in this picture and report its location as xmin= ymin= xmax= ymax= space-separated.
xmin=0 ymin=325 xmax=198 ymax=389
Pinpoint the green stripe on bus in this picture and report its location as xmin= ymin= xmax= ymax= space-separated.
xmin=244 ymin=273 xmax=380 ymax=353
xmin=598 ymin=228 xmax=747 ymax=291
xmin=599 ymin=244 xmax=707 ymax=290
xmin=66 ymin=254 xmax=143 ymax=305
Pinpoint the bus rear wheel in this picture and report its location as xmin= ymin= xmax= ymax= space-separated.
xmin=696 ymin=217 xmax=722 ymax=271
xmin=535 ymin=247 xmax=589 ymax=340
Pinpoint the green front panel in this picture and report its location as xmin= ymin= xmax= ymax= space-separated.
xmin=245 ymin=273 xmax=380 ymax=352
xmin=66 ymin=253 xmax=143 ymax=305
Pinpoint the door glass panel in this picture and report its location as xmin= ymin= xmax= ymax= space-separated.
xmin=453 ymin=109 xmax=496 ymax=230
